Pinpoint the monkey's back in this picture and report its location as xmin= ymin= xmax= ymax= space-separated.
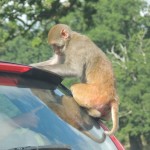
xmin=67 ymin=32 xmax=116 ymax=91
xmin=79 ymin=34 xmax=117 ymax=99
xmin=79 ymin=35 xmax=115 ymax=87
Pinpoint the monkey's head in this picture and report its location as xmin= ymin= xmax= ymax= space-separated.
xmin=48 ymin=24 xmax=72 ymax=55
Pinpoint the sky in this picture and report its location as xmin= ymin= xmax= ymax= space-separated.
xmin=146 ymin=0 xmax=150 ymax=4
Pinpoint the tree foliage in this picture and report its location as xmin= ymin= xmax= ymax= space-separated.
xmin=109 ymin=31 xmax=150 ymax=147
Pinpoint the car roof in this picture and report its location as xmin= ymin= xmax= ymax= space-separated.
xmin=0 ymin=61 xmax=62 ymax=86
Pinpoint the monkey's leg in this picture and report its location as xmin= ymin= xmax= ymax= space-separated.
xmin=71 ymin=83 xmax=103 ymax=117
xmin=71 ymin=83 xmax=99 ymax=107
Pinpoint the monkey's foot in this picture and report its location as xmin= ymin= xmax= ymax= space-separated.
xmin=87 ymin=108 xmax=101 ymax=118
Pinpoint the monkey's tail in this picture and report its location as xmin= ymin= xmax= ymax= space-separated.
xmin=104 ymin=99 xmax=119 ymax=136
xmin=83 ymin=131 xmax=106 ymax=143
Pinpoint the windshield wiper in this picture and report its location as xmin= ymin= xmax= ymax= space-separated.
xmin=8 ymin=145 xmax=71 ymax=150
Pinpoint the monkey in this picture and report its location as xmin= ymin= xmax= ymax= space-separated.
xmin=31 ymin=24 xmax=119 ymax=136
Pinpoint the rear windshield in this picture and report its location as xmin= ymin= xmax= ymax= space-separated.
xmin=0 ymin=73 xmax=117 ymax=150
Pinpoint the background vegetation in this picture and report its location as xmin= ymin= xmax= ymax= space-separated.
xmin=0 ymin=0 xmax=150 ymax=149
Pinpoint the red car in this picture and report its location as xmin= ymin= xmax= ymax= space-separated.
xmin=0 ymin=61 xmax=125 ymax=150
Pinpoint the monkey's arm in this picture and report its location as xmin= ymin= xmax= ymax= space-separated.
xmin=39 ymin=63 xmax=81 ymax=77
xmin=30 ymin=54 xmax=64 ymax=67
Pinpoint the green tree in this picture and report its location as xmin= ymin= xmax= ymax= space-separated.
xmin=108 ymin=30 xmax=150 ymax=150
xmin=0 ymin=0 xmax=82 ymax=41
xmin=0 ymin=0 xmax=83 ymax=64
xmin=1 ymin=36 xmax=51 ymax=64
xmin=60 ymin=0 xmax=150 ymax=51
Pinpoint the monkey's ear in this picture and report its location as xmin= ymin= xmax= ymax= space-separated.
xmin=61 ymin=29 xmax=69 ymax=39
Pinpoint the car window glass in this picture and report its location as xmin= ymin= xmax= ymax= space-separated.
xmin=0 ymin=75 xmax=117 ymax=150
xmin=0 ymin=94 xmax=21 ymax=117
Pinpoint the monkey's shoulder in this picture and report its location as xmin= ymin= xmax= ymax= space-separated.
xmin=70 ymin=33 xmax=94 ymax=50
